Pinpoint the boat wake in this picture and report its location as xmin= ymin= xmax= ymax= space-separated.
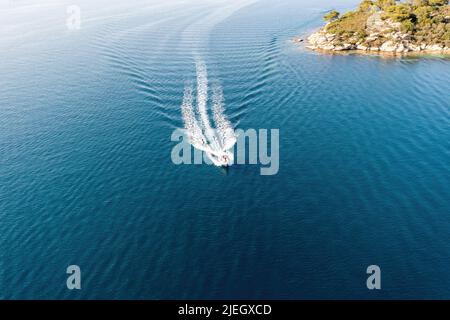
xmin=181 ymin=61 xmax=237 ymax=167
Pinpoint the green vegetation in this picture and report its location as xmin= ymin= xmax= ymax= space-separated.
xmin=323 ymin=10 xmax=340 ymax=21
xmin=323 ymin=0 xmax=450 ymax=47
xmin=326 ymin=10 xmax=370 ymax=38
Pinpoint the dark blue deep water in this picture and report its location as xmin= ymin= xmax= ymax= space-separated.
xmin=1 ymin=0 xmax=449 ymax=299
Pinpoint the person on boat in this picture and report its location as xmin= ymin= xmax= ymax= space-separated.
xmin=222 ymin=155 xmax=229 ymax=164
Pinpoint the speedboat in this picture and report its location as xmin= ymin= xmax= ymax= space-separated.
xmin=207 ymin=150 xmax=234 ymax=167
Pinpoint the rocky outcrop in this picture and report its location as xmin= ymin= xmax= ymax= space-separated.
xmin=305 ymin=13 xmax=450 ymax=55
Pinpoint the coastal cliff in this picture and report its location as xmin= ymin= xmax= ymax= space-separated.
xmin=305 ymin=0 xmax=450 ymax=54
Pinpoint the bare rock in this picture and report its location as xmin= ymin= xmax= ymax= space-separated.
xmin=321 ymin=44 xmax=335 ymax=51
xmin=401 ymin=34 xmax=412 ymax=41
xmin=409 ymin=44 xmax=421 ymax=52
xmin=366 ymin=35 xmax=379 ymax=43
xmin=343 ymin=43 xmax=355 ymax=50
xmin=396 ymin=43 xmax=405 ymax=53
xmin=357 ymin=44 xmax=368 ymax=51
xmin=325 ymin=33 xmax=336 ymax=41
xmin=380 ymin=41 xmax=397 ymax=52
xmin=427 ymin=44 xmax=444 ymax=52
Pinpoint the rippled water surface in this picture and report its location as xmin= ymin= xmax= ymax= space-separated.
xmin=1 ymin=0 xmax=450 ymax=299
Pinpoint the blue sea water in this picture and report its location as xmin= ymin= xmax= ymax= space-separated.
xmin=1 ymin=0 xmax=449 ymax=299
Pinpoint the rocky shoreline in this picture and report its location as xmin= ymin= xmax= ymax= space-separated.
xmin=301 ymin=4 xmax=450 ymax=55
xmin=306 ymin=28 xmax=450 ymax=54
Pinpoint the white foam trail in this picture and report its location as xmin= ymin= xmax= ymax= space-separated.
xmin=181 ymin=60 xmax=237 ymax=166
xmin=181 ymin=86 xmax=211 ymax=153
xmin=212 ymin=86 xmax=237 ymax=151
xmin=196 ymin=61 xmax=212 ymax=132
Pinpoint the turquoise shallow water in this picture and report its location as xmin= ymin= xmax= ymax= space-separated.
xmin=1 ymin=0 xmax=450 ymax=299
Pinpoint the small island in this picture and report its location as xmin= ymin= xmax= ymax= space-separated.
xmin=305 ymin=0 xmax=450 ymax=54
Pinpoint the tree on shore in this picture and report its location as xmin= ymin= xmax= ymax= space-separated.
xmin=375 ymin=0 xmax=397 ymax=10
xmin=324 ymin=10 xmax=340 ymax=21
xmin=359 ymin=0 xmax=374 ymax=12
xmin=427 ymin=0 xmax=449 ymax=6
